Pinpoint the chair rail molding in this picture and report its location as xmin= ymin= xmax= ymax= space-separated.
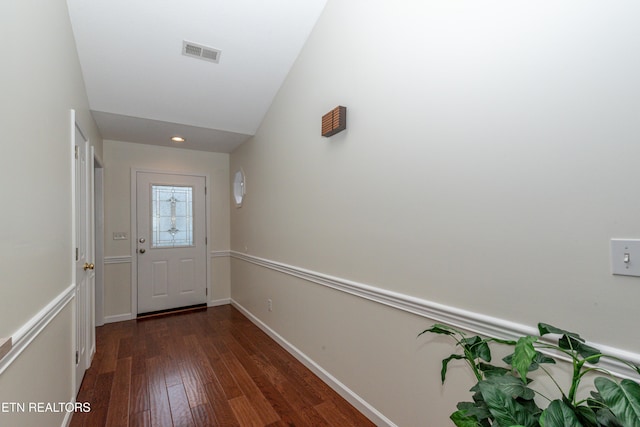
xmin=0 ymin=284 xmax=75 ymax=375
xmin=230 ymin=251 xmax=640 ymax=379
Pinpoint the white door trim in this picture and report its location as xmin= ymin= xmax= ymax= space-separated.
xmin=69 ymin=110 xmax=78 ymax=399
xmin=70 ymin=110 xmax=94 ymax=395
xmin=130 ymin=168 xmax=211 ymax=318
xmin=93 ymin=153 xmax=105 ymax=328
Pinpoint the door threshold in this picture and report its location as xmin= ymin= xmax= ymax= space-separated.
xmin=136 ymin=303 xmax=207 ymax=320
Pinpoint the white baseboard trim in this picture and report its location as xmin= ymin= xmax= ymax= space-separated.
xmin=0 ymin=284 xmax=75 ymax=376
xmin=103 ymin=302 xmax=231 ymax=323
xmin=208 ymin=298 xmax=231 ymax=307
xmin=231 ymin=299 xmax=398 ymax=427
xmin=103 ymin=313 xmax=133 ymax=324
xmin=104 ymin=255 xmax=132 ymax=264
xmin=61 ymin=409 xmax=73 ymax=427
xmin=230 ymin=251 xmax=640 ymax=380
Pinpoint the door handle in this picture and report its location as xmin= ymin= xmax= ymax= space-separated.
xmin=83 ymin=262 xmax=95 ymax=271
xmin=139 ymin=248 xmax=146 ymax=254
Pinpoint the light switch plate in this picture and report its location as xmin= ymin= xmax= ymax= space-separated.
xmin=611 ymin=239 xmax=640 ymax=277
xmin=113 ymin=232 xmax=128 ymax=240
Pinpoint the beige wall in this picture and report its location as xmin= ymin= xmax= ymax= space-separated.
xmin=230 ymin=1 xmax=640 ymax=425
xmin=103 ymin=140 xmax=230 ymax=318
xmin=0 ymin=0 xmax=102 ymax=425
xmin=0 ymin=306 xmax=74 ymax=427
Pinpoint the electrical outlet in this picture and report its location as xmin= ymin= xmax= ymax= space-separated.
xmin=267 ymin=299 xmax=272 ymax=312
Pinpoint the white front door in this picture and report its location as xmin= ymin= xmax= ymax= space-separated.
xmin=74 ymin=121 xmax=92 ymax=393
xmin=136 ymin=172 xmax=207 ymax=314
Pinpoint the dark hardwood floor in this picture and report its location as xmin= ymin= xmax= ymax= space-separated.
xmin=70 ymin=305 xmax=375 ymax=427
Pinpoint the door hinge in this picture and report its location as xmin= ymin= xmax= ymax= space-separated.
xmin=75 ymin=247 xmax=79 ymax=261
xmin=75 ymin=351 xmax=79 ymax=364
xmin=74 ymin=145 xmax=79 ymax=159
xmin=205 ymin=237 xmax=208 ymax=245
xmin=206 ymin=288 xmax=208 ymax=296
xmin=204 ymin=186 xmax=207 ymax=195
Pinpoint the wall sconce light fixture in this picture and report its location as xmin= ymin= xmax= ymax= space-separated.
xmin=233 ymin=169 xmax=246 ymax=207
xmin=321 ymin=106 xmax=347 ymax=137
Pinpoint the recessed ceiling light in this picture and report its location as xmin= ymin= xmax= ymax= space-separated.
xmin=171 ymin=136 xmax=185 ymax=143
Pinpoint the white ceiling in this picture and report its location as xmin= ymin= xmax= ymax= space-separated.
xmin=66 ymin=0 xmax=327 ymax=153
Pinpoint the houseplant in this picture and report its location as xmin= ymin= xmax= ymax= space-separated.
xmin=419 ymin=323 xmax=640 ymax=427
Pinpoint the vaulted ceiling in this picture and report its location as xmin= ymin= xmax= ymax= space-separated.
xmin=66 ymin=0 xmax=327 ymax=152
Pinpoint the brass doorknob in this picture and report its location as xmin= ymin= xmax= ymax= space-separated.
xmin=83 ymin=262 xmax=95 ymax=271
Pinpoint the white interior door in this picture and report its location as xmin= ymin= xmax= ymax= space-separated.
xmin=136 ymin=172 xmax=207 ymax=314
xmin=74 ymin=122 xmax=93 ymax=394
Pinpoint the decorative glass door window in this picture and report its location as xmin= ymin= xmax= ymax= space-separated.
xmin=151 ymin=185 xmax=194 ymax=248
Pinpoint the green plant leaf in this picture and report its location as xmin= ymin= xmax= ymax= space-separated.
xmin=457 ymin=401 xmax=491 ymax=421
xmin=418 ymin=323 xmax=461 ymax=338
xmin=480 ymin=375 xmax=535 ymax=401
xmin=534 ymin=353 xmax=556 ymax=366
xmin=512 ymin=336 xmax=538 ymax=382
xmin=558 ymin=335 xmax=601 ymax=363
xmin=538 ymin=323 xmax=582 ymax=340
xmin=588 ymin=391 xmax=605 ymax=406
xmin=441 ymin=354 xmax=466 ymax=383
xmin=450 ymin=410 xmax=482 ymax=427
xmin=538 ymin=323 xmax=602 ymax=361
xmin=504 ymin=351 xmax=556 ymax=373
xmin=594 ymin=377 xmax=640 ymax=427
xmin=477 ymin=381 xmax=538 ymax=427
xmin=478 ymin=362 xmax=510 ymax=378
xmin=573 ymin=405 xmax=598 ymax=427
xmin=594 ymin=408 xmax=624 ymax=427
xmin=539 ymin=400 xmax=583 ymax=427
xmin=518 ymin=397 xmax=543 ymax=418
xmin=461 ymin=336 xmax=492 ymax=362
xmin=489 ymin=337 xmax=518 ymax=346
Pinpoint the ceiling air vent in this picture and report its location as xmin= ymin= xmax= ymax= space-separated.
xmin=182 ymin=40 xmax=221 ymax=64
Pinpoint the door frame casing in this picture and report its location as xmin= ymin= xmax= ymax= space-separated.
xmin=93 ymin=153 xmax=105 ymax=327
xmin=70 ymin=109 xmax=95 ymax=395
xmin=130 ymin=168 xmax=211 ymax=317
